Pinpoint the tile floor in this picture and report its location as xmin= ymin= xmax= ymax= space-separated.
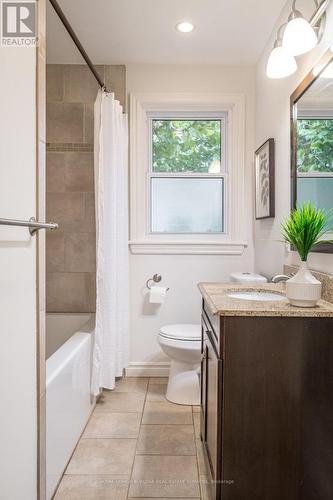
xmin=54 ymin=377 xmax=210 ymax=499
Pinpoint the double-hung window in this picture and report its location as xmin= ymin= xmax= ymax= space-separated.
xmin=148 ymin=114 xmax=227 ymax=234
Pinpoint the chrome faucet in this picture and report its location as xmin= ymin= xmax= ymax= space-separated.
xmin=271 ymin=274 xmax=292 ymax=283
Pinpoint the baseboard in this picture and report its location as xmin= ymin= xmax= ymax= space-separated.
xmin=125 ymin=361 xmax=170 ymax=377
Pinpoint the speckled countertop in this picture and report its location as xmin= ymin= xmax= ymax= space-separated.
xmin=198 ymin=282 xmax=333 ymax=317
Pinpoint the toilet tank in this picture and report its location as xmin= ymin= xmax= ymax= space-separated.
xmin=230 ymin=272 xmax=267 ymax=285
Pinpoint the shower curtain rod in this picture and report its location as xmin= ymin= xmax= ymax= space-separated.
xmin=48 ymin=0 xmax=109 ymax=92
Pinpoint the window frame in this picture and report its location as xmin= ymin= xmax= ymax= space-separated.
xmin=129 ymin=92 xmax=248 ymax=255
xmin=147 ymin=112 xmax=228 ymax=235
xmin=297 ymin=114 xmax=333 ymax=176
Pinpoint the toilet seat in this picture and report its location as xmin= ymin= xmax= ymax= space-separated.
xmin=159 ymin=324 xmax=201 ymax=342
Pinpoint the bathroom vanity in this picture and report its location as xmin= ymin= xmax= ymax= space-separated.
xmin=199 ymin=283 xmax=333 ymax=500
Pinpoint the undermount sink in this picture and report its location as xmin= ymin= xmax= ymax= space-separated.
xmin=227 ymin=291 xmax=285 ymax=302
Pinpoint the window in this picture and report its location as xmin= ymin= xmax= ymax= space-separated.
xmin=149 ymin=117 xmax=226 ymax=234
xmin=297 ymin=118 xmax=333 ymax=212
xmin=129 ymin=92 xmax=247 ymax=255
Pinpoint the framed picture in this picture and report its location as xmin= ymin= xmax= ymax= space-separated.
xmin=255 ymin=138 xmax=275 ymax=219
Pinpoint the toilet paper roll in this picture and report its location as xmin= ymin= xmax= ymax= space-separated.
xmin=149 ymin=285 xmax=168 ymax=304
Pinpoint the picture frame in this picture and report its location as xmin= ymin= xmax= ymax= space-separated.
xmin=255 ymin=138 xmax=275 ymax=220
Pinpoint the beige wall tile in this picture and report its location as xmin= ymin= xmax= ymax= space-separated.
xmin=66 ymin=439 xmax=136 ymax=476
xmin=87 ymin=272 xmax=96 ymax=312
xmin=46 ymin=192 xmax=85 ymax=231
xmin=46 ymin=232 xmax=65 ymax=272
xmin=84 ymin=193 xmax=96 ymax=229
xmin=47 ymin=102 xmax=84 ymax=143
xmin=65 ymin=154 xmax=94 ymax=192
xmin=65 ymin=233 xmax=96 ymax=272
xmin=83 ymin=103 xmax=94 ymax=144
xmin=104 ymin=65 xmax=126 ymax=109
xmin=45 ymin=63 xmax=126 ymax=314
xmin=46 ymin=64 xmax=64 ymax=102
xmin=64 ymin=151 xmax=94 ymax=169
xmin=64 ymin=65 xmax=103 ymax=103
xmin=46 ymin=272 xmax=94 ymax=312
xmin=46 ymin=152 xmax=65 ymax=192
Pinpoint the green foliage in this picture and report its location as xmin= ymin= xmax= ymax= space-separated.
xmin=297 ymin=119 xmax=333 ymax=173
xmin=152 ymin=120 xmax=221 ymax=173
xmin=281 ymin=202 xmax=333 ymax=261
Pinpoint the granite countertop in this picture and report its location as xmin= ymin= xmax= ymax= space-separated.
xmin=198 ymin=282 xmax=333 ymax=318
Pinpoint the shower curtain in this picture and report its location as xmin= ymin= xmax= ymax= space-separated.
xmin=91 ymin=90 xmax=129 ymax=396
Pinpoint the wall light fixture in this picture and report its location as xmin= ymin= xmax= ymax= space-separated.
xmin=267 ymin=0 xmax=330 ymax=79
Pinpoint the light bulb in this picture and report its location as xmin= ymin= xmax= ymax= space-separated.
xmin=175 ymin=22 xmax=194 ymax=33
xmin=266 ymin=46 xmax=297 ymax=79
xmin=283 ymin=17 xmax=318 ymax=56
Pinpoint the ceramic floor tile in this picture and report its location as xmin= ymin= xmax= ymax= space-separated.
xmin=96 ymin=392 xmax=145 ymax=413
xmin=83 ymin=412 xmax=141 ymax=439
xmin=54 ymin=475 xmax=129 ymax=500
xmin=195 ymin=439 xmax=208 ymax=477
xmin=146 ymin=384 xmax=167 ymax=401
xmin=137 ymin=424 xmax=196 ymax=455
xmin=128 ymin=455 xmax=200 ymax=498
xmin=66 ymin=439 xmax=136 ymax=476
xmin=148 ymin=377 xmax=168 ymax=385
xmin=114 ymin=377 xmax=148 ymax=394
xmin=200 ymin=475 xmax=213 ymax=500
xmin=193 ymin=412 xmax=200 ymax=438
xmin=142 ymin=401 xmax=193 ymax=425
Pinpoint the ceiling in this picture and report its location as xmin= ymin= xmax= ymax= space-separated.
xmin=46 ymin=0 xmax=287 ymax=65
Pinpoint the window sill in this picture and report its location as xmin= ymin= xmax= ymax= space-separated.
xmin=129 ymin=240 xmax=248 ymax=255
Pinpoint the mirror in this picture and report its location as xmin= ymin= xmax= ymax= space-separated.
xmin=291 ymin=47 xmax=333 ymax=253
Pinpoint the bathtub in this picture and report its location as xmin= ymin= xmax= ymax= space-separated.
xmin=46 ymin=313 xmax=95 ymax=500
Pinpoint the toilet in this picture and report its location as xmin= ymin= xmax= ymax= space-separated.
xmin=158 ymin=324 xmax=201 ymax=406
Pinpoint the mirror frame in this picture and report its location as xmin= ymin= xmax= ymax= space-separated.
xmin=290 ymin=47 xmax=333 ymax=254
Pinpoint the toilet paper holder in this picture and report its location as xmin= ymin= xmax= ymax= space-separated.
xmin=146 ymin=274 xmax=169 ymax=291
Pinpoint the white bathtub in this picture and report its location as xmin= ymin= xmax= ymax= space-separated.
xmin=46 ymin=313 xmax=95 ymax=500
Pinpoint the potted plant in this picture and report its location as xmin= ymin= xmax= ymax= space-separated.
xmin=281 ymin=202 xmax=332 ymax=307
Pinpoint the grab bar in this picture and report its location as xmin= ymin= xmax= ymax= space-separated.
xmin=0 ymin=217 xmax=59 ymax=235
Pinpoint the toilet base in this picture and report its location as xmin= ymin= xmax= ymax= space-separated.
xmin=166 ymin=360 xmax=200 ymax=406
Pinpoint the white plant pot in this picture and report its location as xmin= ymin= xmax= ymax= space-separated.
xmin=286 ymin=261 xmax=322 ymax=308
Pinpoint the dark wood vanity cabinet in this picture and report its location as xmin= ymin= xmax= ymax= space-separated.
xmin=200 ymin=300 xmax=333 ymax=500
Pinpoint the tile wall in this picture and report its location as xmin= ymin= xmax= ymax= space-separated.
xmin=46 ymin=64 xmax=126 ymax=312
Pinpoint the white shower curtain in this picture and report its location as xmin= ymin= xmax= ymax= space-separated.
xmin=91 ymin=90 xmax=129 ymax=396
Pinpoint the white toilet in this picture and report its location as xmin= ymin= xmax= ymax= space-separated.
xmin=158 ymin=324 xmax=201 ymax=406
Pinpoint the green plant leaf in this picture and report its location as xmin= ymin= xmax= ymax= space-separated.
xmin=281 ymin=202 xmax=333 ymax=261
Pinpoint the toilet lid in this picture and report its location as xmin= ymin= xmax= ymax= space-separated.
xmin=159 ymin=324 xmax=201 ymax=341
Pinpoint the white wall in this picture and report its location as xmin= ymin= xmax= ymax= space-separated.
xmin=255 ymin=0 xmax=333 ymax=278
xmin=0 ymin=40 xmax=38 ymax=499
xmin=126 ymin=65 xmax=256 ymax=373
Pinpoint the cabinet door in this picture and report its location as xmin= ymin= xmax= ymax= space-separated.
xmin=200 ymin=318 xmax=208 ymax=441
xmin=205 ymin=331 xmax=220 ymax=482
xmin=201 ymin=316 xmax=221 ymax=484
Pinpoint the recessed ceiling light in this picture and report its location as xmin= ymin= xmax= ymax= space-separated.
xmin=175 ymin=22 xmax=194 ymax=33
